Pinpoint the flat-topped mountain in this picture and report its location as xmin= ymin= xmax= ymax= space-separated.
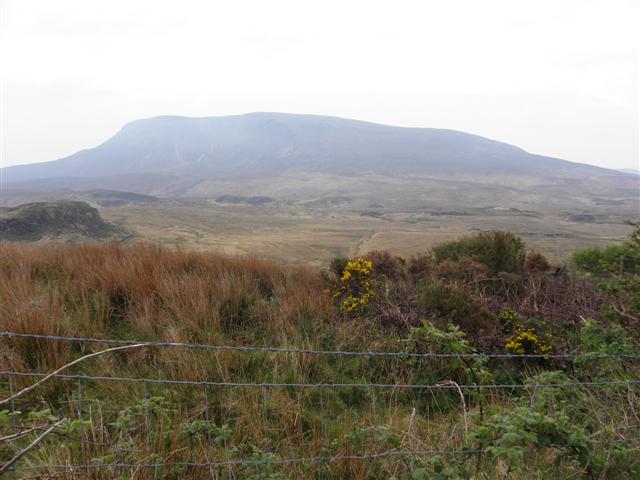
xmin=2 ymin=112 xmax=631 ymax=182
xmin=2 ymin=113 xmax=636 ymax=217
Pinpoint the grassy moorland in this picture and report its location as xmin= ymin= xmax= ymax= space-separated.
xmin=97 ymin=201 xmax=632 ymax=266
xmin=0 ymin=227 xmax=639 ymax=479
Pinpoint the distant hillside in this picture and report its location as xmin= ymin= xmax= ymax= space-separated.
xmin=2 ymin=113 xmax=636 ymax=216
xmin=81 ymin=190 xmax=159 ymax=207
xmin=215 ymin=194 xmax=274 ymax=206
xmin=2 ymin=112 xmax=629 ymax=182
xmin=0 ymin=201 xmax=121 ymax=241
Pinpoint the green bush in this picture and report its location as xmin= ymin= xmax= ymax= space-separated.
xmin=407 ymin=320 xmax=493 ymax=386
xmin=572 ymin=242 xmax=640 ymax=275
xmin=464 ymin=370 xmax=639 ymax=478
xmin=417 ymin=279 xmax=498 ymax=341
xmin=576 ymin=318 xmax=635 ymax=379
xmin=432 ymin=231 xmax=525 ymax=274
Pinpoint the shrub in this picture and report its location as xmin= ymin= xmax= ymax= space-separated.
xmin=598 ymin=274 xmax=640 ymax=327
xmin=407 ymin=320 xmax=493 ymax=386
xmin=363 ymin=250 xmax=404 ymax=280
xmin=576 ymin=318 xmax=635 ymax=379
xmin=465 ymin=370 xmax=639 ymax=478
xmin=329 ymin=256 xmax=348 ymax=277
xmin=406 ymin=253 xmax=435 ymax=280
xmin=432 ymin=231 xmax=525 ymax=274
xmin=628 ymin=220 xmax=640 ymax=251
xmin=484 ymin=273 xmax=607 ymax=337
xmin=504 ymin=327 xmax=552 ymax=355
xmin=466 ymin=396 xmax=594 ymax=475
xmin=572 ymin=242 xmax=640 ymax=275
xmin=331 ymin=257 xmax=377 ymax=315
xmin=417 ymin=279 xmax=498 ymax=343
xmin=436 ymin=256 xmax=488 ymax=282
xmin=524 ymin=251 xmax=551 ymax=274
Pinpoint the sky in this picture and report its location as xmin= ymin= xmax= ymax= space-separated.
xmin=0 ymin=0 xmax=638 ymax=170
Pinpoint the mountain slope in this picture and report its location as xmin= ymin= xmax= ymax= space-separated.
xmin=2 ymin=112 xmax=629 ymax=183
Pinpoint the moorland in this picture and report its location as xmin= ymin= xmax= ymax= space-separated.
xmin=0 ymin=227 xmax=639 ymax=478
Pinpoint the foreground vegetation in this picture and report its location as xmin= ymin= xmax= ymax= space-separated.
xmin=0 ymin=226 xmax=639 ymax=479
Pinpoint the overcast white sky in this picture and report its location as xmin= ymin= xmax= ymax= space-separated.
xmin=1 ymin=0 xmax=638 ymax=169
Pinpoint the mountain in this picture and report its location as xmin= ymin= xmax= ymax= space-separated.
xmin=2 ymin=113 xmax=636 ymax=217
xmin=0 ymin=201 xmax=122 ymax=241
xmin=2 ymin=112 xmax=629 ymax=182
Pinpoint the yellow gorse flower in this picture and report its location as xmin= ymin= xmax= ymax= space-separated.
xmin=333 ymin=257 xmax=376 ymax=315
xmin=505 ymin=327 xmax=552 ymax=354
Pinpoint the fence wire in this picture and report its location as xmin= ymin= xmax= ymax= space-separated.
xmin=2 ymin=331 xmax=640 ymax=360
xmin=1 ymin=331 xmax=639 ymax=477
xmin=2 ymin=370 xmax=639 ymax=390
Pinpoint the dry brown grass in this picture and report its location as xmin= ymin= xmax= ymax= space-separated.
xmin=1 ymin=241 xmax=637 ymax=479
xmin=0 ymin=241 xmax=333 ymax=370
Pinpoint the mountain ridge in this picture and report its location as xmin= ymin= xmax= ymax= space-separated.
xmin=2 ymin=112 xmax=629 ymax=184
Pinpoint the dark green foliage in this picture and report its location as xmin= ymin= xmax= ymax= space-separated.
xmin=626 ymin=220 xmax=640 ymax=252
xmin=600 ymin=274 xmax=640 ymax=319
xmin=407 ymin=320 xmax=493 ymax=386
xmin=329 ymin=256 xmax=348 ymax=277
xmin=0 ymin=201 xmax=121 ymax=241
xmin=576 ymin=318 xmax=635 ymax=379
xmin=432 ymin=231 xmax=525 ymax=274
xmin=464 ymin=370 xmax=639 ymax=478
xmin=417 ymin=279 xmax=499 ymax=342
xmin=572 ymin=242 xmax=640 ymax=275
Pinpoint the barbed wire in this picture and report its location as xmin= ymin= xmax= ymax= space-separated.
xmin=2 ymin=371 xmax=639 ymax=390
xmin=2 ymin=331 xmax=639 ymax=360
xmin=2 ymin=332 xmax=639 ymax=476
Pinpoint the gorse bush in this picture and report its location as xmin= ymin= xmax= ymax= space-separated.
xmin=326 ymin=230 xmax=617 ymax=349
xmin=330 ymin=257 xmax=377 ymax=315
xmin=504 ymin=327 xmax=552 ymax=355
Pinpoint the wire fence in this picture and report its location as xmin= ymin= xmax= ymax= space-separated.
xmin=1 ymin=331 xmax=639 ymax=478
xmin=3 ymin=331 xmax=640 ymax=360
xmin=2 ymin=370 xmax=639 ymax=390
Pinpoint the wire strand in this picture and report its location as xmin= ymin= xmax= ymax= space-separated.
xmin=2 ymin=331 xmax=639 ymax=360
xmin=2 ymin=371 xmax=638 ymax=390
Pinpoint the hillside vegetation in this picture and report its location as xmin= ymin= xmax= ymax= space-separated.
xmin=0 ymin=201 xmax=121 ymax=242
xmin=0 ymin=227 xmax=638 ymax=478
